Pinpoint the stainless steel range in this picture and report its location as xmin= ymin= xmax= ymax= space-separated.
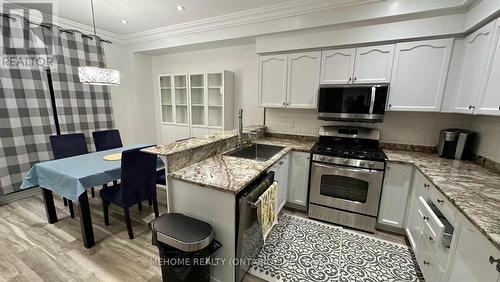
xmin=308 ymin=126 xmax=387 ymax=232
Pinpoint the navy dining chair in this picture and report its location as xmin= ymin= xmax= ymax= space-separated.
xmin=92 ymin=129 xmax=123 ymax=152
xmin=49 ymin=133 xmax=91 ymax=218
xmin=100 ymin=147 xmax=159 ymax=239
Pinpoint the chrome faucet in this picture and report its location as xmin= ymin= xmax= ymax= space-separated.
xmin=238 ymin=109 xmax=244 ymax=147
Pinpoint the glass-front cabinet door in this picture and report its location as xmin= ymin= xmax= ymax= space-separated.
xmin=160 ymin=75 xmax=173 ymax=123
xmin=207 ymin=73 xmax=223 ymax=127
xmin=190 ymin=74 xmax=206 ymax=126
xmin=174 ymin=75 xmax=188 ymax=125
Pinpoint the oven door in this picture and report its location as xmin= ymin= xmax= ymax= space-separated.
xmin=309 ymin=162 xmax=384 ymax=216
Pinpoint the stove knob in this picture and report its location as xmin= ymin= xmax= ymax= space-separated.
xmin=360 ymin=161 xmax=366 ymax=167
xmin=343 ymin=159 xmax=349 ymax=164
xmin=368 ymin=162 xmax=375 ymax=168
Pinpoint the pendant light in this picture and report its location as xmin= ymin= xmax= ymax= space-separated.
xmin=78 ymin=0 xmax=120 ymax=86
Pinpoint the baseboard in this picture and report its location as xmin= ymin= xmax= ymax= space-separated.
xmin=0 ymin=188 xmax=41 ymax=205
xmin=375 ymin=222 xmax=406 ymax=235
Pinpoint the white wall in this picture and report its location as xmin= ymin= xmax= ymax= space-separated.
xmin=104 ymin=44 xmax=157 ymax=145
xmin=151 ymin=43 xmax=263 ymax=144
xmin=470 ymin=115 xmax=500 ymax=163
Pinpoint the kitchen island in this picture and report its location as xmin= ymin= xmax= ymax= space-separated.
xmin=143 ymin=128 xmax=315 ymax=281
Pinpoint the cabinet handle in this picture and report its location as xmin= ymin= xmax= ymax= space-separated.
xmin=279 ymin=161 xmax=284 ymax=165
xmin=423 ymin=260 xmax=430 ymax=266
xmin=422 ymin=216 xmax=429 ymax=221
xmin=424 ymin=184 xmax=430 ymax=188
xmin=489 ymin=256 xmax=500 ymax=273
xmin=437 ymin=199 xmax=444 ymax=204
xmin=469 ymin=105 xmax=475 ymax=110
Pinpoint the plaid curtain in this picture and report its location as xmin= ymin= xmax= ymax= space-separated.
xmin=0 ymin=16 xmax=114 ymax=196
xmin=47 ymin=26 xmax=114 ymax=151
xmin=0 ymin=16 xmax=56 ymax=195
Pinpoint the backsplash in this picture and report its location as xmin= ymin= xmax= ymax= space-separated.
xmin=266 ymin=108 xmax=500 ymax=167
xmin=265 ymin=109 xmax=472 ymax=146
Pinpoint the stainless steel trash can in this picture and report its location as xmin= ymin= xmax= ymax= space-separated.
xmin=151 ymin=213 xmax=222 ymax=282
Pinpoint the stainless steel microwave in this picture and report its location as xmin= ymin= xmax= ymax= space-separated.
xmin=318 ymin=84 xmax=389 ymax=122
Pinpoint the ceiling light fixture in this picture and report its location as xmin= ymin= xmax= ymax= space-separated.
xmin=176 ymin=4 xmax=185 ymax=11
xmin=120 ymin=19 xmax=128 ymax=24
xmin=78 ymin=0 xmax=120 ymax=86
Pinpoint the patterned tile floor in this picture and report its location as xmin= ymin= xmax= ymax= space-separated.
xmin=248 ymin=213 xmax=424 ymax=282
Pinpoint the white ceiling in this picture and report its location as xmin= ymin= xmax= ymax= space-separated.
xmin=57 ymin=0 xmax=295 ymax=35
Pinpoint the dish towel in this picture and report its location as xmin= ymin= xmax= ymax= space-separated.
xmin=257 ymin=181 xmax=278 ymax=241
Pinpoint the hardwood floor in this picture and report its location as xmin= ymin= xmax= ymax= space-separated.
xmin=0 ymin=192 xmax=406 ymax=282
xmin=0 ymin=189 xmax=167 ymax=282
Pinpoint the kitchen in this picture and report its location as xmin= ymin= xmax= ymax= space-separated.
xmin=1 ymin=0 xmax=500 ymax=282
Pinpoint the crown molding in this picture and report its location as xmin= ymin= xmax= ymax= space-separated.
xmin=54 ymin=16 xmax=125 ymax=45
xmin=121 ymin=0 xmax=383 ymax=45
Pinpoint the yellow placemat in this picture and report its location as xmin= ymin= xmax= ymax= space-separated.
xmin=103 ymin=153 xmax=121 ymax=161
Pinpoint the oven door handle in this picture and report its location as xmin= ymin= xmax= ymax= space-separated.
xmin=313 ymin=162 xmax=379 ymax=174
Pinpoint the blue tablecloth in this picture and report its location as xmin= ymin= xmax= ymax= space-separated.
xmin=21 ymin=144 xmax=164 ymax=202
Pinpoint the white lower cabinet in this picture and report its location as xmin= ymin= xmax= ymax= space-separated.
xmin=378 ymin=163 xmax=413 ymax=228
xmin=399 ymin=167 xmax=500 ymax=282
xmin=268 ymin=153 xmax=290 ymax=213
xmin=447 ymin=213 xmax=500 ymax=282
xmin=286 ymin=152 xmax=310 ymax=209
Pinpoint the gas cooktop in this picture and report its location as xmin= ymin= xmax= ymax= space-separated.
xmin=311 ymin=142 xmax=387 ymax=162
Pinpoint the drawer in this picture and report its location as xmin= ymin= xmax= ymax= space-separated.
xmin=428 ymin=186 xmax=457 ymax=225
xmin=417 ymin=196 xmax=445 ymax=244
xmin=416 ymin=232 xmax=446 ymax=282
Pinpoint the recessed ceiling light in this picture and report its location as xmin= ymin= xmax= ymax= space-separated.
xmin=176 ymin=5 xmax=185 ymax=11
xmin=120 ymin=19 xmax=128 ymax=24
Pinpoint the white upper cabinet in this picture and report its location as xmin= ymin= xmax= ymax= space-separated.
xmin=388 ymin=38 xmax=453 ymax=112
xmin=320 ymin=48 xmax=355 ymax=84
xmin=353 ymin=44 xmax=395 ymax=84
xmin=259 ymin=54 xmax=288 ymax=107
xmin=477 ymin=20 xmax=500 ymax=116
xmin=320 ymin=45 xmax=394 ymax=85
xmin=378 ymin=163 xmax=413 ymax=229
xmin=286 ymin=51 xmax=321 ymax=108
xmin=455 ymin=21 xmax=495 ymax=114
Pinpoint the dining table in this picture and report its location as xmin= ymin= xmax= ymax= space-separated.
xmin=20 ymin=144 xmax=164 ymax=248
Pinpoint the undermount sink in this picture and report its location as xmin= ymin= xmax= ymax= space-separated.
xmin=224 ymin=143 xmax=284 ymax=161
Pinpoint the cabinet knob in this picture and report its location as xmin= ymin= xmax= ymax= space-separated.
xmin=437 ymin=199 xmax=444 ymax=204
xmin=424 ymin=184 xmax=430 ymax=188
xmin=279 ymin=161 xmax=284 ymax=165
xmin=282 ymin=102 xmax=286 ymax=105
xmin=489 ymin=256 xmax=500 ymax=273
xmin=354 ymin=77 xmax=357 ymax=81
xmin=498 ymin=106 xmax=500 ymax=111
xmin=428 ymin=236 xmax=433 ymax=241
xmin=422 ymin=216 xmax=429 ymax=221
xmin=469 ymin=105 xmax=475 ymax=110
xmin=348 ymin=77 xmax=352 ymax=81
xmin=423 ymin=260 xmax=430 ymax=266
xmin=388 ymin=104 xmax=392 ymax=108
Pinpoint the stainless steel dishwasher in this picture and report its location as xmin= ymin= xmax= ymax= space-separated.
xmin=235 ymin=171 xmax=275 ymax=282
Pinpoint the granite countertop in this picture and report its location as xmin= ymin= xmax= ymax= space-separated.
xmin=169 ymin=147 xmax=292 ymax=194
xmin=169 ymin=135 xmax=316 ymax=194
xmin=253 ymin=136 xmax=316 ymax=152
xmin=384 ymin=149 xmax=500 ymax=250
xmin=142 ymin=125 xmax=265 ymax=156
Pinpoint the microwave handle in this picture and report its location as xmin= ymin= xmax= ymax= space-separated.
xmin=369 ymin=86 xmax=376 ymax=114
